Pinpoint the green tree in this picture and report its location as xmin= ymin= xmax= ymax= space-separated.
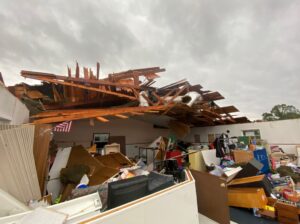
xmin=262 ymin=104 xmax=300 ymax=121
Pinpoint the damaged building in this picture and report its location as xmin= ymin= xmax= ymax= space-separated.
xmin=0 ymin=63 xmax=300 ymax=224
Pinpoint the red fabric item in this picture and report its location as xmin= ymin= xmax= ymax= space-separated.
xmin=166 ymin=150 xmax=183 ymax=167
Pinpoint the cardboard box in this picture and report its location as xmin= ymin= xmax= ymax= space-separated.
xmin=232 ymin=150 xmax=254 ymax=163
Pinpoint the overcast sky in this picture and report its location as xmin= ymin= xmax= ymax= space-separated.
xmin=0 ymin=0 xmax=299 ymax=120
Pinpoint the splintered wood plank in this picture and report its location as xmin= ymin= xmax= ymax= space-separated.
xmin=202 ymin=91 xmax=224 ymax=101
xmin=166 ymin=85 xmax=187 ymax=105
xmin=0 ymin=72 xmax=5 ymax=86
xmin=83 ymin=67 xmax=89 ymax=80
xmin=133 ymin=73 xmax=139 ymax=86
xmin=152 ymin=91 xmax=164 ymax=105
xmin=141 ymin=93 xmax=154 ymax=106
xmin=162 ymin=85 xmax=188 ymax=115
xmin=52 ymin=84 xmax=62 ymax=102
xmin=106 ymin=67 xmax=165 ymax=82
xmin=67 ymin=67 xmax=71 ymax=78
xmin=75 ymin=62 xmax=80 ymax=78
xmin=21 ymin=70 xmax=140 ymax=89
xmin=162 ymin=88 xmax=176 ymax=99
xmin=96 ymin=62 xmax=100 ymax=79
xmin=213 ymin=106 xmax=239 ymax=114
xmin=95 ymin=117 xmax=109 ymax=122
xmin=201 ymin=109 xmax=222 ymax=118
xmin=114 ymin=114 xmax=128 ymax=119
xmin=22 ymin=74 xmax=137 ymax=100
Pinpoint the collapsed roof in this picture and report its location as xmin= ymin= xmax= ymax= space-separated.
xmin=8 ymin=62 xmax=250 ymax=127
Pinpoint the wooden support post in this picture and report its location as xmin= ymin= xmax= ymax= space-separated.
xmin=133 ymin=73 xmax=139 ymax=86
xmin=83 ymin=67 xmax=89 ymax=80
xmin=96 ymin=62 xmax=100 ymax=80
xmin=67 ymin=67 xmax=71 ymax=77
xmin=75 ymin=62 xmax=80 ymax=78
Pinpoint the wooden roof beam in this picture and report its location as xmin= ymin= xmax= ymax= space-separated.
xmin=32 ymin=105 xmax=170 ymax=124
xmin=21 ymin=73 xmax=137 ymax=100
xmin=21 ymin=70 xmax=140 ymax=89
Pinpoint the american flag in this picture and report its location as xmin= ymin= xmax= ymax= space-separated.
xmin=53 ymin=121 xmax=72 ymax=132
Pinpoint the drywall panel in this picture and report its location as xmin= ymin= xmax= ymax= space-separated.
xmin=0 ymin=86 xmax=29 ymax=124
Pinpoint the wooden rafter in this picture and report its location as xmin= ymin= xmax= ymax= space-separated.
xmin=141 ymin=93 xmax=154 ymax=106
xmin=21 ymin=73 xmax=137 ymax=100
xmin=21 ymin=71 xmax=140 ymax=89
xmin=32 ymin=105 xmax=170 ymax=124
xmin=106 ymin=67 xmax=165 ymax=82
xmin=95 ymin=116 xmax=109 ymax=122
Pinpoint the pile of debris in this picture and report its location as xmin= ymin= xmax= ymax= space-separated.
xmin=8 ymin=62 xmax=249 ymax=127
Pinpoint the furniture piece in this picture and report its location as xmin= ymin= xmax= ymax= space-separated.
xmin=104 ymin=143 xmax=120 ymax=154
xmin=276 ymin=201 xmax=299 ymax=224
xmin=228 ymin=188 xmax=268 ymax=209
xmin=107 ymin=175 xmax=149 ymax=209
xmin=109 ymin=136 xmax=126 ymax=155
xmin=191 ymin=169 xmax=230 ymax=224
xmin=92 ymin=133 xmax=109 ymax=155
xmin=228 ymin=174 xmax=272 ymax=197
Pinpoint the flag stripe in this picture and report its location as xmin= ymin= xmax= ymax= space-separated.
xmin=53 ymin=121 xmax=72 ymax=132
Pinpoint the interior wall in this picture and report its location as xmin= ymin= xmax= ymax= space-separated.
xmin=186 ymin=119 xmax=300 ymax=153
xmin=0 ymin=85 xmax=29 ymax=124
xmin=53 ymin=118 xmax=170 ymax=157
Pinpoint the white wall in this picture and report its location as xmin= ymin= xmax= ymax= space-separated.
xmin=54 ymin=118 xmax=170 ymax=157
xmin=86 ymin=179 xmax=199 ymax=224
xmin=0 ymin=85 xmax=29 ymax=124
xmin=186 ymin=119 xmax=300 ymax=153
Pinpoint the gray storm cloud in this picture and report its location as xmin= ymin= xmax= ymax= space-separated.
xmin=0 ymin=0 xmax=299 ymax=119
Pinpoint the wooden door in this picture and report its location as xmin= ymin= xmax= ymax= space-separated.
xmin=109 ymin=136 xmax=126 ymax=155
xmin=191 ymin=169 xmax=230 ymax=224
